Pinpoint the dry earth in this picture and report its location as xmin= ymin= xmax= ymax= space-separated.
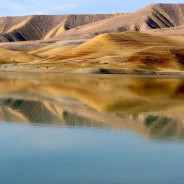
xmin=0 ymin=4 xmax=184 ymax=74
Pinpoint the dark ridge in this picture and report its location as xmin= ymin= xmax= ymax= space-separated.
xmin=11 ymin=30 xmax=27 ymax=41
xmin=153 ymin=10 xmax=174 ymax=27
xmin=0 ymin=34 xmax=9 ymax=42
xmin=2 ymin=34 xmax=14 ymax=42
xmin=146 ymin=17 xmax=160 ymax=29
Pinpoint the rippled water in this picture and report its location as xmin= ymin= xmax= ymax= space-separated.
xmin=0 ymin=73 xmax=184 ymax=184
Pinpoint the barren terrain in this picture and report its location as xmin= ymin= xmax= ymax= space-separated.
xmin=0 ymin=3 xmax=184 ymax=74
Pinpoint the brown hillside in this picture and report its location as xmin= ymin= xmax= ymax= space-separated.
xmin=54 ymin=3 xmax=184 ymax=40
xmin=0 ymin=32 xmax=184 ymax=74
xmin=0 ymin=14 xmax=113 ymax=42
xmin=49 ymin=32 xmax=184 ymax=71
xmin=0 ymin=4 xmax=184 ymax=42
xmin=0 ymin=48 xmax=40 ymax=63
xmin=146 ymin=25 xmax=184 ymax=36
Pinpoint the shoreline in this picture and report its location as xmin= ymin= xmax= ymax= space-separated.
xmin=0 ymin=63 xmax=184 ymax=76
xmin=1 ymin=69 xmax=184 ymax=79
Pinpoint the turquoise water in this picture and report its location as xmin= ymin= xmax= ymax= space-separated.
xmin=0 ymin=124 xmax=184 ymax=184
xmin=0 ymin=73 xmax=184 ymax=184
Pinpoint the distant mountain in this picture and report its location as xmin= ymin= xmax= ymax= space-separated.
xmin=0 ymin=14 xmax=113 ymax=42
xmin=0 ymin=3 xmax=184 ymax=42
xmin=57 ymin=3 xmax=184 ymax=40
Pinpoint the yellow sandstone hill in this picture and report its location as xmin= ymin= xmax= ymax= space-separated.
xmin=46 ymin=32 xmax=184 ymax=73
xmin=0 ymin=32 xmax=184 ymax=74
xmin=0 ymin=48 xmax=40 ymax=63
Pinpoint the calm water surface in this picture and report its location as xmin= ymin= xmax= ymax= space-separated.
xmin=0 ymin=73 xmax=184 ymax=184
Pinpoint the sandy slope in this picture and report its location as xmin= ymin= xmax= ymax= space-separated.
xmin=0 ymin=32 xmax=184 ymax=74
xmin=44 ymin=32 xmax=184 ymax=73
xmin=0 ymin=48 xmax=40 ymax=63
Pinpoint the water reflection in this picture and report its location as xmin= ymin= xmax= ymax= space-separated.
xmin=0 ymin=73 xmax=184 ymax=140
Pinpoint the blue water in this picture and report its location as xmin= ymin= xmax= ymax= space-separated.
xmin=0 ymin=123 xmax=184 ymax=184
xmin=0 ymin=74 xmax=184 ymax=184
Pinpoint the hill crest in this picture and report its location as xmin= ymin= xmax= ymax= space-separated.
xmin=0 ymin=3 xmax=184 ymax=42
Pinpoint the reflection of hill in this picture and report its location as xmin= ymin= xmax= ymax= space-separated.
xmin=1 ymin=99 xmax=63 ymax=124
xmin=0 ymin=74 xmax=184 ymax=140
xmin=144 ymin=115 xmax=183 ymax=139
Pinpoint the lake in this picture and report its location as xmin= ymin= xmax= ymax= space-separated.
xmin=0 ymin=73 xmax=184 ymax=184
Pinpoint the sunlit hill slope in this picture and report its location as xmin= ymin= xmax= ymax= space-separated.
xmin=0 ymin=4 xmax=184 ymax=74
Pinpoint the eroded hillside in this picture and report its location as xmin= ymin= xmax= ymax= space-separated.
xmin=0 ymin=4 xmax=184 ymax=42
xmin=0 ymin=14 xmax=113 ymax=42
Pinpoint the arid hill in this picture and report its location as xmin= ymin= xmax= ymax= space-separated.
xmin=56 ymin=3 xmax=184 ymax=40
xmin=0 ymin=48 xmax=40 ymax=63
xmin=0 ymin=4 xmax=184 ymax=74
xmin=43 ymin=32 xmax=184 ymax=73
xmin=0 ymin=3 xmax=184 ymax=42
xmin=0 ymin=14 xmax=113 ymax=42
xmin=0 ymin=32 xmax=184 ymax=74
